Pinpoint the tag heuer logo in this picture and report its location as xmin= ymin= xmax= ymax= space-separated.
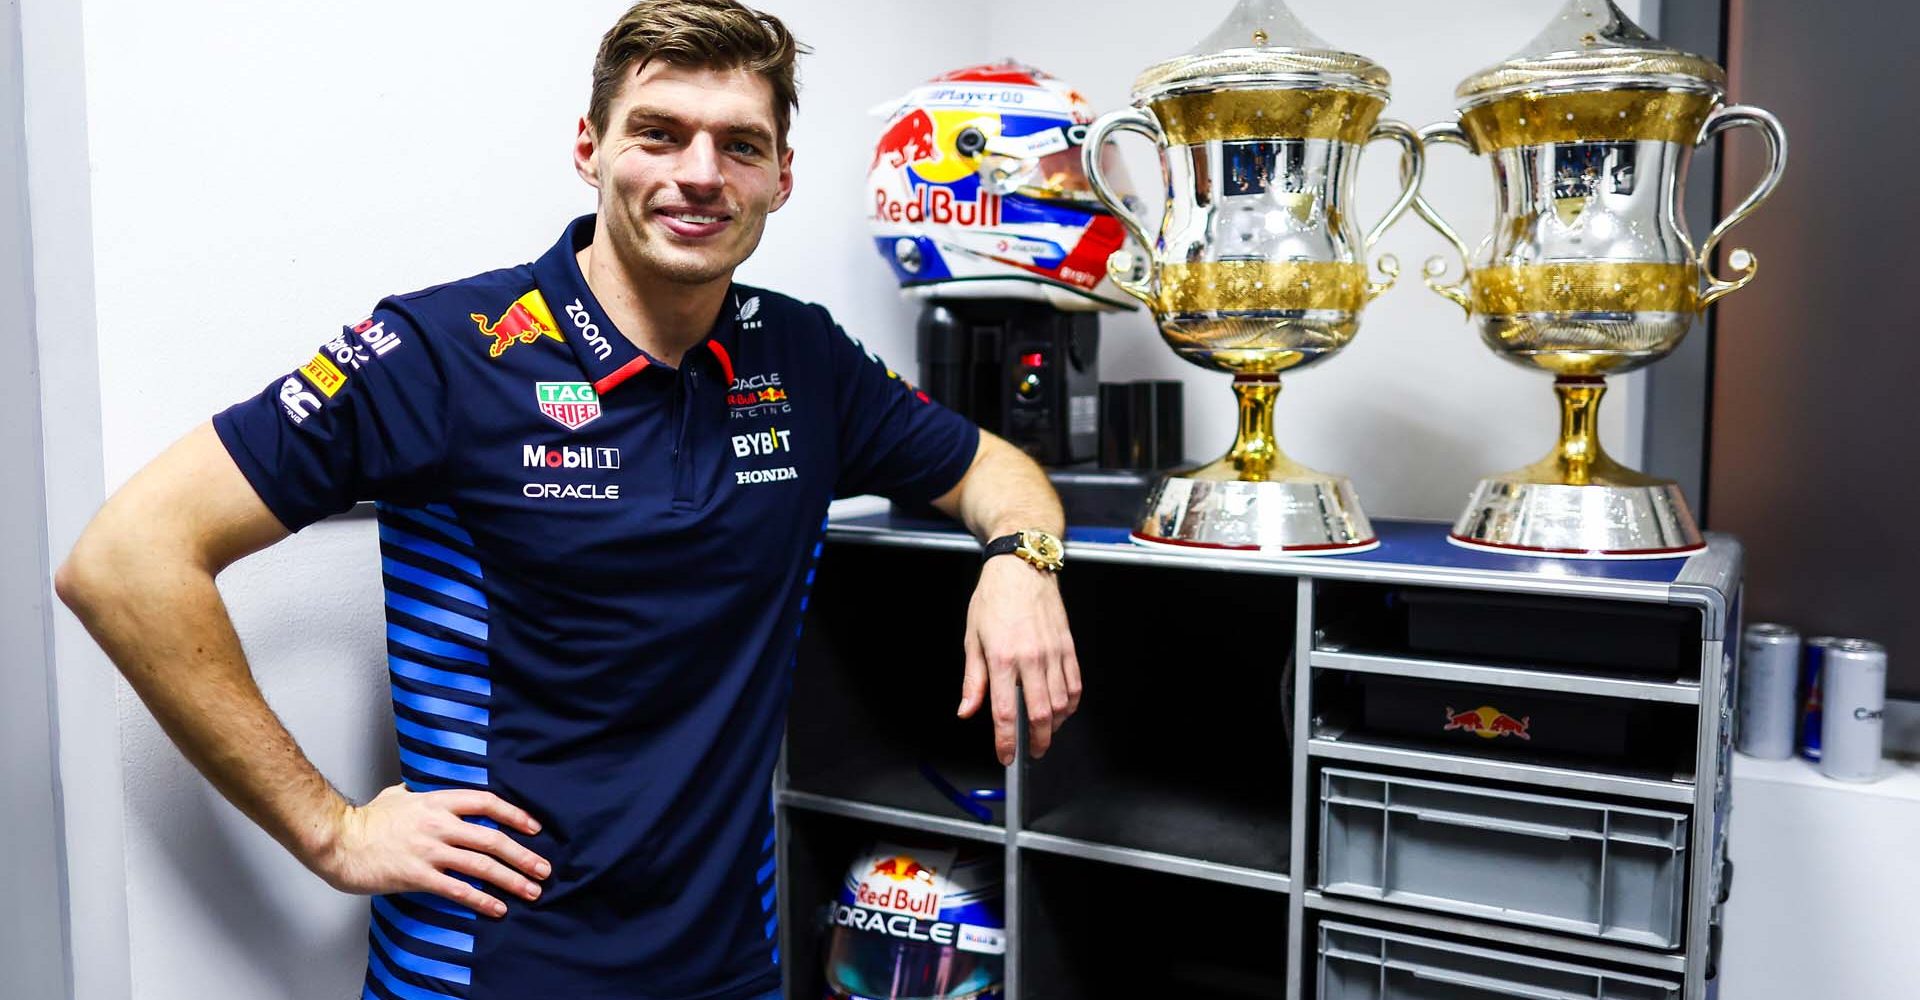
xmin=536 ymin=381 xmax=602 ymax=430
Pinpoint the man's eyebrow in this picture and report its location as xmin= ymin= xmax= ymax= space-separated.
xmin=622 ymin=106 xmax=774 ymax=144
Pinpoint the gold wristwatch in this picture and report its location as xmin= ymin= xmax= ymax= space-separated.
xmin=982 ymin=529 xmax=1064 ymax=573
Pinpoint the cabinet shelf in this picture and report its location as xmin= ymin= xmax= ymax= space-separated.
xmin=1017 ymin=830 xmax=1290 ymax=893
xmin=1023 ymin=771 xmax=1289 ymax=878
xmin=777 ymin=789 xmax=1005 ymax=845
xmin=1310 ymin=650 xmax=1702 ymax=705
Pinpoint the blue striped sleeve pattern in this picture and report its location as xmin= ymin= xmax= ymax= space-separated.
xmin=364 ymin=502 xmax=492 ymax=1000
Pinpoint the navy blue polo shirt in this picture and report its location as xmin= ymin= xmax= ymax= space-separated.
xmin=213 ymin=215 xmax=979 ymax=1000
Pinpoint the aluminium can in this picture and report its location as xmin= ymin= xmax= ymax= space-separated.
xmin=1737 ymin=624 xmax=1801 ymax=759
xmin=1798 ymin=636 xmax=1842 ymax=761
xmin=1819 ymin=638 xmax=1888 ymax=782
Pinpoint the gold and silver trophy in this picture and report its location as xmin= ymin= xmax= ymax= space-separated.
xmin=1082 ymin=0 xmax=1423 ymax=554
xmin=1415 ymin=0 xmax=1787 ymax=557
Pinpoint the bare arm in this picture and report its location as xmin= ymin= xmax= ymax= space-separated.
xmin=930 ymin=431 xmax=1081 ymax=765
xmin=57 ymin=421 xmax=547 ymax=915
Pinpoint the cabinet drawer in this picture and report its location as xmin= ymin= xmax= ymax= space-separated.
xmin=1318 ymin=921 xmax=1682 ymax=1000
xmin=1318 ymin=769 xmax=1689 ymax=948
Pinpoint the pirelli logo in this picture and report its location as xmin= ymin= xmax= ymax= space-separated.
xmin=299 ymin=353 xmax=347 ymax=397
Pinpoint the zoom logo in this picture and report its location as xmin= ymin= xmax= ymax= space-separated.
xmin=565 ymin=298 xmax=612 ymax=361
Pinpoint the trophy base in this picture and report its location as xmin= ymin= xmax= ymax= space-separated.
xmin=1450 ymin=478 xmax=1704 ymax=560
xmin=1132 ymin=472 xmax=1379 ymax=555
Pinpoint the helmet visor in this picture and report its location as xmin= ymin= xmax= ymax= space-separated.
xmin=825 ymin=928 xmax=1002 ymax=1000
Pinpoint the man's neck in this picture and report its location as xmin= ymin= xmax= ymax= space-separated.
xmin=575 ymin=239 xmax=729 ymax=370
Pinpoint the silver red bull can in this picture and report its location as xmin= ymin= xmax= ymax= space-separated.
xmin=1798 ymin=636 xmax=1842 ymax=761
xmin=1819 ymin=638 xmax=1888 ymax=782
xmin=1737 ymin=623 xmax=1801 ymax=759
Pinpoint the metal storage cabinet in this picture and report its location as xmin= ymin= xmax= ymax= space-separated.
xmin=776 ymin=514 xmax=1739 ymax=1000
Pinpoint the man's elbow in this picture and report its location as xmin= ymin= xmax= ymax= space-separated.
xmin=55 ymin=520 xmax=117 ymax=619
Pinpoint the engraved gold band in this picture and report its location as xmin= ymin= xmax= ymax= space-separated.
xmin=1459 ymin=90 xmax=1715 ymax=151
xmin=1469 ymin=262 xmax=1700 ymax=315
xmin=1157 ymin=260 xmax=1370 ymax=314
xmin=1151 ymin=89 xmax=1385 ymax=145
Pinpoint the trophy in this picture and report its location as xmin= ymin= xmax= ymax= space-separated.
xmin=1082 ymin=0 xmax=1423 ymax=554
xmin=1415 ymin=0 xmax=1787 ymax=557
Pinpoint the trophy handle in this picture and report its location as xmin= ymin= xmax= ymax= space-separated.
xmin=1081 ymin=106 xmax=1163 ymax=307
xmin=1695 ymin=104 xmax=1789 ymax=309
xmin=1406 ymin=120 xmax=1477 ymax=315
xmin=1359 ymin=119 xmax=1424 ymax=300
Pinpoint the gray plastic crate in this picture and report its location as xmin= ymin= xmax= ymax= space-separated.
xmin=1318 ymin=921 xmax=1682 ymax=1000
xmin=1318 ymin=769 xmax=1689 ymax=948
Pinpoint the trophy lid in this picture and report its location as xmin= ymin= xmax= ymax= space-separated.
xmin=1131 ymin=0 xmax=1390 ymax=101
xmin=1455 ymin=0 xmax=1725 ymax=104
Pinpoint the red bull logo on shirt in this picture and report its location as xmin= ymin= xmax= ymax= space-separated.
xmin=1443 ymin=705 xmax=1532 ymax=741
xmin=472 ymin=290 xmax=565 ymax=359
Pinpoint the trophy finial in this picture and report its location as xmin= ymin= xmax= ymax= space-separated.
xmin=1186 ymin=0 xmax=1332 ymax=57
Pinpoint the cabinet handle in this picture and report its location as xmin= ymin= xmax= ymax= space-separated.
xmin=1406 ymin=964 xmax=1582 ymax=1000
xmin=1407 ymin=806 xmax=1576 ymax=842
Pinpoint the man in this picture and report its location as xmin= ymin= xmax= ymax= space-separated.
xmin=55 ymin=2 xmax=1080 ymax=998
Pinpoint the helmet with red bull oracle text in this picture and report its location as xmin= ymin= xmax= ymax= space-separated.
xmin=823 ymin=840 xmax=1004 ymax=1000
xmin=867 ymin=61 xmax=1138 ymax=312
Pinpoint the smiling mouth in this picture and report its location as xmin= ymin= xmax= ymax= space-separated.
xmin=658 ymin=208 xmax=732 ymax=225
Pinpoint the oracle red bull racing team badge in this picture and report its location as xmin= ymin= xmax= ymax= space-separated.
xmin=1443 ymin=705 xmax=1533 ymax=741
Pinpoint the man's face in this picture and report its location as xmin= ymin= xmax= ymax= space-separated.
xmin=576 ymin=61 xmax=793 ymax=287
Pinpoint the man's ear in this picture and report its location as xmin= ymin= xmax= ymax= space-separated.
xmin=573 ymin=116 xmax=602 ymax=190
xmin=769 ymin=145 xmax=795 ymax=213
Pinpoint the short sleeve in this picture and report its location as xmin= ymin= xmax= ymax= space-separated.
xmin=825 ymin=306 xmax=980 ymax=504
xmin=212 ymin=306 xmax=448 ymax=532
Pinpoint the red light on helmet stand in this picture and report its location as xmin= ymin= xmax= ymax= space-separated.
xmin=1019 ymin=352 xmax=1046 ymax=368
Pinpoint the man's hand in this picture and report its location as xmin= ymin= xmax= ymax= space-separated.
xmin=313 ymin=785 xmax=551 ymax=917
xmin=958 ymin=557 xmax=1081 ymax=766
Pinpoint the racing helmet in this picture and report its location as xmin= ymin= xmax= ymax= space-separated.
xmin=867 ymin=61 xmax=1138 ymax=312
xmin=823 ymin=840 xmax=1005 ymax=1000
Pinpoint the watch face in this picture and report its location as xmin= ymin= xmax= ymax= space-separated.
xmin=1020 ymin=531 xmax=1063 ymax=567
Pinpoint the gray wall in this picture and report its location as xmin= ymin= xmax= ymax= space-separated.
xmin=2 ymin=0 xmax=73 ymax=996
xmin=1709 ymin=0 xmax=1920 ymax=694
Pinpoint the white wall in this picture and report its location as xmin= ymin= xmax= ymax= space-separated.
xmin=3 ymin=0 xmax=71 ymax=996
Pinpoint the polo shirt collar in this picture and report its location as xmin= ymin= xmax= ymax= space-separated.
xmin=532 ymin=215 xmax=738 ymax=395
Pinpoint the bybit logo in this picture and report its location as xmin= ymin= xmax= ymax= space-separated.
xmin=731 ymin=426 xmax=792 ymax=458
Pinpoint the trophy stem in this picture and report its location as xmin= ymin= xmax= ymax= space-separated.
xmin=1226 ymin=374 xmax=1284 ymax=481
xmin=1513 ymin=375 xmax=1662 ymax=487
xmin=1553 ymin=375 xmax=1608 ymax=486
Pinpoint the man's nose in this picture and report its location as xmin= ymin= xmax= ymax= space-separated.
xmin=674 ymin=135 xmax=725 ymax=197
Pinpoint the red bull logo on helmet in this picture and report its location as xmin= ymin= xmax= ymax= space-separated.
xmin=872 ymin=185 xmax=1004 ymax=228
xmin=472 ymin=289 xmax=564 ymax=359
xmin=1442 ymin=705 xmax=1532 ymax=741
xmin=872 ymin=108 xmax=939 ymax=172
xmin=858 ymin=855 xmax=941 ymax=917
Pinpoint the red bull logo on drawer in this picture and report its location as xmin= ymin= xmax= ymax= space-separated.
xmin=1443 ymin=705 xmax=1532 ymax=741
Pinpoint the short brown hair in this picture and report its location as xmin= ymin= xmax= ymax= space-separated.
xmin=589 ymin=0 xmax=806 ymax=148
